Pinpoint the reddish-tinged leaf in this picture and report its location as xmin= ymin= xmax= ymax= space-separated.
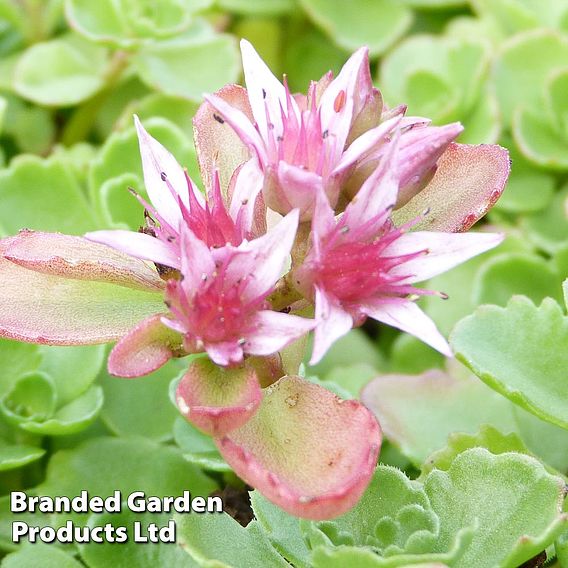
xmin=176 ymin=359 xmax=261 ymax=436
xmin=108 ymin=314 xmax=182 ymax=378
xmin=216 ymin=375 xmax=381 ymax=520
xmin=193 ymin=84 xmax=253 ymax=194
xmin=392 ymin=143 xmax=510 ymax=232
xmin=0 ymin=238 xmax=165 ymax=345
xmin=5 ymin=231 xmax=164 ymax=292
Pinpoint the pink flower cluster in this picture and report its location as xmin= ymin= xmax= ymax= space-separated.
xmin=0 ymin=40 xmax=510 ymax=519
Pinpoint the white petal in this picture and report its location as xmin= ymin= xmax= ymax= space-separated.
xmin=240 ymin=39 xmax=299 ymax=140
xmin=361 ymin=299 xmax=451 ymax=356
xmin=134 ymin=116 xmax=191 ymax=228
xmin=244 ymin=311 xmax=315 ymax=356
xmin=85 ymin=230 xmax=180 ymax=269
xmin=310 ymin=286 xmax=353 ymax=365
xmin=386 ymin=231 xmax=504 ymax=283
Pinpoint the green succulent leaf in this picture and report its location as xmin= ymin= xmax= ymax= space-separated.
xmin=3 ymin=544 xmax=84 ymax=568
xmin=424 ymin=448 xmax=568 ymax=568
xmin=522 ymin=185 xmax=568 ymax=253
xmin=101 ymin=359 xmax=181 ymax=442
xmin=420 ymin=425 xmax=533 ymax=478
xmin=79 ymin=509 xmax=196 ymax=568
xmin=299 ymin=0 xmax=412 ymax=57
xmin=0 ymin=155 xmax=97 ymax=234
xmin=513 ymin=405 xmax=568 ymax=473
xmin=217 ymin=0 xmax=293 ymax=15
xmin=493 ymin=30 xmax=568 ymax=127
xmin=175 ymin=509 xmax=290 ymax=568
xmin=134 ymin=34 xmax=240 ymax=102
xmin=1 ymin=372 xmax=57 ymax=426
xmin=173 ymin=416 xmax=231 ymax=472
xmin=20 ymin=384 xmax=104 ymax=436
xmin=250 ymin=491 xmax=311 ymax=568
xmin=513 ymin=106 xmax=568 ymax=170
xmin=361 ymin=365 xmax=517 ymax=466
xmin=495 ymin=138 xmax=555 ymax=213
xmin=39 ymin=344 xmax=106 ymax=405
xmin=451 ymin=296 xmax=568 ymax=430
xmin=13 ymin=34 xmax=108 ymax=106
xmin=0 ymin=339 xmax=41 ymax=395
xmin=0 ymin=443 xmax=45 ymax=471
xmin=472 ymin=253 xmax=562 ymax=307
xmin=66 ymin=0 xmax=199 ymax=48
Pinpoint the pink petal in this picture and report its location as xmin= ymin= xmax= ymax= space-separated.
xmin=320 ymin=47 xmax=369 ymax=156
xmin=240 ymin=39 xmax=299 ymax=141
xmin=310 ymin=286 xmax=354 ymax=365
xmin=85 ymin=230 xmax=180 ymax=269
xmin=176 ymin=358 xmax=261 ymax=436
xmin=360 ymin=299 xmax=451 ymax=357
xmin=341 ymin=131 xmax=399 ymax=235
xmin=204 ymin=341 xmax=244 ymax=367
xmin=179 ymin=227 xmax=216 ymax=293
xmin=392 ymin=143 xmax=511 ymax=232
xmin=244 ymin=310 xmax=315 ymax=356
xmin=5 ymin=231 xmax=164 ymax=292
xmin=108 ymin=314 xmax=182 ymax=378
xmin=229 ymin=157 xmax=264 ymax=237
xmin=266 ymin=162 xmax=323 ymax=220
xmin=216 ymin=375 xmax=381 ymax=520
xmin=134 ymin=116 xmax=194 ymax=229
xmin=193 ymin=84 xmax=254 ymax=194
xmin=228 ymin=209 xmax=299 ymax=302
xmin=0 ymin=238 xmax=165 ymax=345
xmin=311 ymin=187 xmax=337 ymax=252
xmin=396 ymin=122 xmax=464 ymax=207
xmin=204 ymin=93 xmax=267 ymax=163
xmin=332 ymin=115 xmax=401 ymax=180
xmin=386 ymin=231 xmax=504 ymax=283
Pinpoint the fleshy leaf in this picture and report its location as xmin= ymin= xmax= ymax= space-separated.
xmin=0 ymin=156 xmax=97 ymax=235
xmin=193 ymin=84 xmax=253 ymax=194
xmin=392 ymin=143 xmax=510 ymax=232
xmin=522 ymin=184 xmax=568 ymax=254
xmin=0 ymin=372 xmax=57 ymax=426
xmin=299 ymin=0 xmax=412 ymax=56
xmin=108 ymin=315 xmax=182 ymax=378
xmin=134 ymin=35 xmax=240 ymax=102
xmin=361 ymin=366 xmax=517 ymax=466
xmin=173 ymin=415 xmax=231 ymax=472
xmin=513 ymin=405 xmax=568 ymax=474
xmin=4 ymin=231 xmax=164 ymax=292
xmin=216 ymin=375 xmax=381 ymax=520
xmin=0 ymin=444 xmax=45 ymax=472
xmin=3 ymin=545 xmax=84 ymax=568
xmin=420 ymin=425 xmax=533 ymax=478
xmin=38 ymin=344 xmax=106 ymax=405
xmin=451 ymin=296 xmax=568 ymax=430
xmin=13 ymin=34 xmax=108 ymax=106
xmin=79 ymin=509 xmax=195 ymax=568
xmin=101 ymin=359 xmax=182 ymax=442
xmin=0 ymin=238 xmax=165 ymax=345
xmin=472 ymin=252 xmax=562 ymax=307
xmin=39 ymin=437 xmax=217 ymax=518
xmin=493 ymin=30 xmax=568 ymax=127
xmin=176 ymin=508 xmax=290 ymax=568
xmin=513 ymin=107 xmax=568 ymax=170
xmin=18 ymin=384 xmax=104 ymax=436
xmin=424 ymin=448 xmax=568 ymax=568
xmin=0 ymin=339 xmax=41 ymax=395
xmin=250 ymin=490 xmax=312 ymax=568
xmin=176 ymin=359 xmax=262 ymax=436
